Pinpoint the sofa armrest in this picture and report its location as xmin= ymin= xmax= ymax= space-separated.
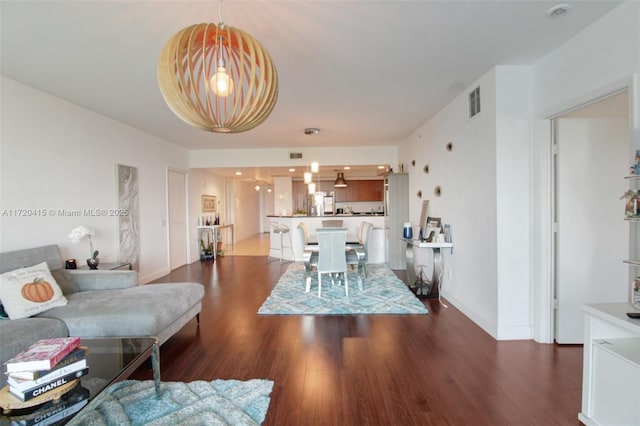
xmin=67 ymin=270 xmax=138 ymax=291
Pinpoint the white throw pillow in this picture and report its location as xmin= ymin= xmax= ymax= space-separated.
xmin=0 ymin=261 xmax=68 ymax=320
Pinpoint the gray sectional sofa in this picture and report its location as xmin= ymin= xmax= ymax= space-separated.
xmin=0 ymin=245 xmax=204 ymax=388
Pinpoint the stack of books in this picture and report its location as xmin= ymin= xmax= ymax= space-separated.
xmin=4 ymin=337 xmax=89 ymax=402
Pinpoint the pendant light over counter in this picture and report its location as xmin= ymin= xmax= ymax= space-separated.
xmin=334 ymin=171 xmax=348 ymax=188
xmin=157 ymin=0 xmax=278 ymax=134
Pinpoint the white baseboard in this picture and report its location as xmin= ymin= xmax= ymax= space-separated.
xmin=443 ymin=292 xmax=533 ymax=341
xmin=139 ymin=267 xmax=170 ymax=284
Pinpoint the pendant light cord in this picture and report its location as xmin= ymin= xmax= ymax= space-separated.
xmin=217 ymin=0 xmax=225 ymax=67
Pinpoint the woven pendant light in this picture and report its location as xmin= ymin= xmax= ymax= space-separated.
xmin=157 ymin=22 xmax=278 ymax=133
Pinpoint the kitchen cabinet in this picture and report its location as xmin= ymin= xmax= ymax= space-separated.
xmin=292 ymin=180 xmax=383 ymax=205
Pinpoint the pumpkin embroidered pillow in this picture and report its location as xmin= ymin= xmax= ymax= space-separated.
xmin=0 ymin=261 xmax=68 ymax=320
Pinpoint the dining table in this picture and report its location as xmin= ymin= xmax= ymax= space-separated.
xmin=303 ymin=234 xmax=366 ymax=271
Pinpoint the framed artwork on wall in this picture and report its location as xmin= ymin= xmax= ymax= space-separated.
xmin=117 ymin=164 xmax=139 ymax=271
xmin=202 ymin=195 xmax=217 ymax=213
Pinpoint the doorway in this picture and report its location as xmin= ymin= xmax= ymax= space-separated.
xmin=552 ymin=91 xmax=630 ymax=343
xmin=168 ymin=169 xmax=188 ymax=270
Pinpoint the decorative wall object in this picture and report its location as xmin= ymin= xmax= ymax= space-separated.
xmin=117 ymin=164 xmax=140 ymax=271
xmin=202 ymin=195 xmax=217 ymax=213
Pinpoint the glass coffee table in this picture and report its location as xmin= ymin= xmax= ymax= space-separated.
xmin=0 ymin=337 xmax=160 ymax=425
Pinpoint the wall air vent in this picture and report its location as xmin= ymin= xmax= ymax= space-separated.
xmin=468 ymin=86 xmax=481 ymax=119
xmin=289 ymin=152 xmax=303 ymax=159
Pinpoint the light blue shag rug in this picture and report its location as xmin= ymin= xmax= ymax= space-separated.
xmin=258 ymin=263 xmax=428 ymax=315
xmin=67 ymin=379 xmax=274 ymax=426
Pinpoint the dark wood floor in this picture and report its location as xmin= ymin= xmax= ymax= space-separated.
xmin=131 ymin=250 xmax=583 ymax=425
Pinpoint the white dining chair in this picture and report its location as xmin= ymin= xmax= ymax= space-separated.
xmin=358 ymin=221 xmax=373 ymax=278
xmin=316 ymin=227 xmax=349 ymax=297
xmin=298 ymin=223 xmax=318 ymax=291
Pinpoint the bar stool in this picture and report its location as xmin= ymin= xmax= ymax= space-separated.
xmin=268 ymin=222 xmax=293 ymax=263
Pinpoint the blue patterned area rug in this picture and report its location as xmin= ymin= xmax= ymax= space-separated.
xmin=258 ymin=263 xmax=428 ymax=315
xmin=67 ymin=379 xmax=274 ymax=425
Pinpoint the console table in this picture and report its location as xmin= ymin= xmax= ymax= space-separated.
xmin=79 ymin=262 xmax=132 ymax=270
xmin=403 ymin=239 xmax=453 ymax=298
xmin=197 ymin=224 xmax=234 ymax=260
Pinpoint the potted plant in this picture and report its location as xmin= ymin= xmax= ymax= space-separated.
xmin=200 ymin=234 xmax=214 ymax=261
xmin=69 ymin=226 xmax=100 ymax=269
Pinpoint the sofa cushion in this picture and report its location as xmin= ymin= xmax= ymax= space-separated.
xmin=37 ymin=283 xmax=204 ymax=338
xmin=0 ymin=261 xmax=68 ymax=319
xmin=50 ymin=268 xmax=80 ymax=295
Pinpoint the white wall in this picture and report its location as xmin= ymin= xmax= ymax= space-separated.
xmin=273 ymin=176 xmax=292 ymax=216
xmin=230 ymin=180 xmax=261 ymax=243
xmin=494 ymin=66 xmax=533 ymax=339
xmin=189 ymin=146 xmax=398 ymax=170
xmin=399 ymin=69 xmax=501 ymax=338
xmin=531 ymin=1 xmax=640 ymax=342
xmin=397 ymin=2 xmax=639 ymax=341
xmin=0 ymin=77 xmax=189 ymax=283
xmin=399 ymin=66 xmax=533 ymax=340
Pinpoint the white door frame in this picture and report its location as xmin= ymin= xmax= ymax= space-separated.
xmin=535 ymin=74 xmax=639 ymax=343
xmin=166 ymin=167 xmax=190 ymax=271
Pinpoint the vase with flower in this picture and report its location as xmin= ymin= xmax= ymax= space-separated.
xmin=69 ymin=226 xmax=100 ymax=269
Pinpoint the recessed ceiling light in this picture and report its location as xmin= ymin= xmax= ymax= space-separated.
xmin=546 ymin=4 xmax=570 ymax=19
xmin=343 ymin=166 xmax=351 ymax=170
xmin=378 ymin=165 xmax=385 ymax=169
xmin=289 ymin=168 xmax=295 ymax=172
xmin=235 ymin=171 xmax=242 ymax=175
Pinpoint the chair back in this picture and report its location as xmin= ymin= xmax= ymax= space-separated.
xmin=297 ymin=222 xmax=309 ymax=244
xmin=321 ymin=219 xmax=343 ymax=227
xmin=297 ymin=223 xmax=308 ymax=258
xmin=316 ymin=227 xmax=347 ymax=273
xmin=360 ymin=221 xmax=373 ymax=258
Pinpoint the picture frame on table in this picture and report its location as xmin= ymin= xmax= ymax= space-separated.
xmin=201 ymin=195 xmax=217 ymax=213
xmin=425 ymin=216 xmax=441 ymax=242
xmin=418 ymin=200 xmax=429 ymax=240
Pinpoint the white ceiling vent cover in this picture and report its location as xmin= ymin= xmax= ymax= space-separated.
xmin=468 ymin=86 xmax=481 ymax=119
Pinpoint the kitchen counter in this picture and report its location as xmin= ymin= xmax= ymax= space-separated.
xmin=267 ymin=215 xmax=387 ymax=262
xmin=267 ymin=213 xmax=385 ymax=218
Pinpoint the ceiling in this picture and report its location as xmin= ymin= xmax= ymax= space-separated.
xmin=0 ymin=0 xmax=622 ymax=181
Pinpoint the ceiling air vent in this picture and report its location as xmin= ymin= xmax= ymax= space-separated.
xmin=468 ymin=86 xmax=481 ymax=119
xmin=289 ymin=152 xmax=303 ymax=159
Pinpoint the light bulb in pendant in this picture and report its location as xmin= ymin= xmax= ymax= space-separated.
xmin=308 ymin=182 xmax=316 ymax=194
xmin=304 ymin=172 xmax=312 ymax=184
xmin=311 ymin=162 xmax=319 ymax=173
xmin=211 ymin=66 xmax=234 ymax=97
